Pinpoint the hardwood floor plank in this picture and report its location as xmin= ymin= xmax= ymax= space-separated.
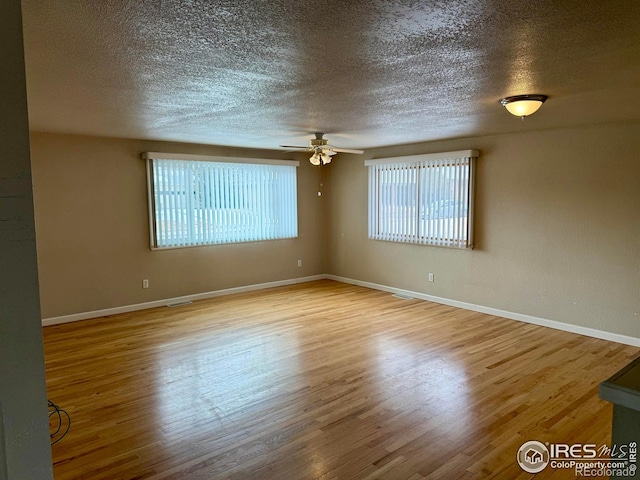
xmin=44 ymin=280 xmax=639 ymax=479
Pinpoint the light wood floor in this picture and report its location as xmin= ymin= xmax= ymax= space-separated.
xmin=44 ymin=280 xmax=638 ymax=479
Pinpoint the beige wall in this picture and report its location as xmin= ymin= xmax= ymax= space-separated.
xmin=30 ymin=123 xmax=640 ymax=339
xmin=327 ymin=122 xmax=640 ymax=338
xmin=31 ymin=133 xmax=326 ymax=318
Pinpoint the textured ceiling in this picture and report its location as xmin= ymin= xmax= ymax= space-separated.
xmin=21 ymin=0 xmax=640 ymax=151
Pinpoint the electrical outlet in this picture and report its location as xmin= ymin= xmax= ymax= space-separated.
xmin=428 ymin=273 xmax=434 ymax=282
xmin=143 ymin=279 xmax=149 ymax=289
xmin=297 ymin=259 xmax=302 ymax=267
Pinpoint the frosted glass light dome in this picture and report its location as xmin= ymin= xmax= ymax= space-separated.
xmin=500 ymin=94 xmax=548 ymax=118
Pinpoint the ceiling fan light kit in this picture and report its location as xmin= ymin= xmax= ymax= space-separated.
xmin=500 ymin=94 xmax=548 ymax=119
xmin=280 ymin=132 xmax=364 ymax=166
xmin=309 ymin=151 xmax=332 ymax=165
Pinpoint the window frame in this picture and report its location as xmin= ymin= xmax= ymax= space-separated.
xmin=143 ymin=152 xmax=299 ymax=250
xmin=365 ymin=150 xmax=478 ymax=249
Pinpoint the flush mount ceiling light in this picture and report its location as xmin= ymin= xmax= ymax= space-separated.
xmin=280 ymin=133 xmax=364 ymax=166
xmin=500 ymin=94 xmax=548 ymax=119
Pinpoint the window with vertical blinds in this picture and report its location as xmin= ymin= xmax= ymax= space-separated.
xmin=366 ymin=150 xmax=478 ymax=249
xmin=144 ymin=153 xmax=299 ymax=249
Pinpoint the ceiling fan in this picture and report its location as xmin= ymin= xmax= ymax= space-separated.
xmin=280 ymin=132 xmax=364 ymax=165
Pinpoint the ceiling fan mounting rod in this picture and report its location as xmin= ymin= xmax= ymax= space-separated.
xmin=311 ymin=132 xmax=328 ymax=148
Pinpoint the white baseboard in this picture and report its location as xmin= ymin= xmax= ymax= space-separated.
xmin=41 ymin=275 xmax=326 ymax=326
xmin=326 ymin=275 xmax=640 ymax=348
xmin=42 ymin=273 xmax=640 ymax=348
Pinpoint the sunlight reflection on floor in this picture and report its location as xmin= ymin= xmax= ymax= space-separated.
xmin=375 ymin=335 xmax=472 ymax=435
xmin=154 ymin=328 xmax=301 ymax=442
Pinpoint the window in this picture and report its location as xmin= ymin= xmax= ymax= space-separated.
xmin=144 ymin=153 xmax=298 ymax=249
xmin=366 ymin=150 xmax=478 ymax=249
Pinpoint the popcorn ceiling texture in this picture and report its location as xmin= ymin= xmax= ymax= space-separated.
xmin=21 ymin=0 xmax=640 ymax=149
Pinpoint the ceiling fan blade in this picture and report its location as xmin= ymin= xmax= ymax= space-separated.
xmin=330 ymin=147 xmax=365 ymax=154
xmin=279 ymin=145 xmax=310 ymax=149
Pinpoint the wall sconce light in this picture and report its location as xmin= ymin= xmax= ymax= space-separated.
xmin=500 ymin=94 xmax=548 ymax=119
